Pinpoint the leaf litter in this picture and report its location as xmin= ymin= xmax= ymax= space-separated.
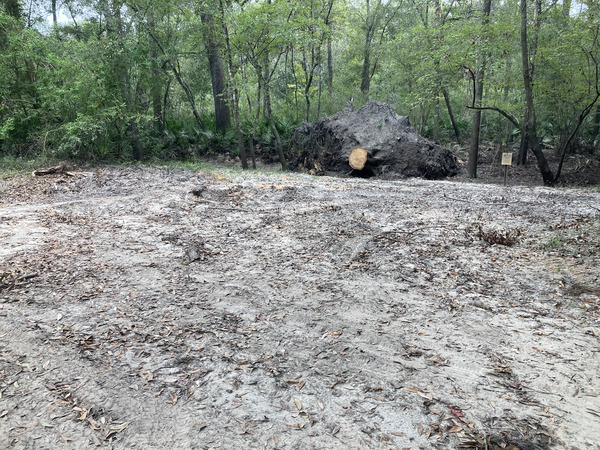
xmin=0 ymin=165 xmax=599 ymax=449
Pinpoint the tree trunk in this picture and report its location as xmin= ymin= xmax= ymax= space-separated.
xmin=467 ymin=100 xmax=482 ymax=178
xmin=148 ymin=11 xmax=163 ymax=133
xmin=519 ymin=0 xmax=554 ymax=184
xmin=467 ymin=0 xmax=491 ymax=179
xmin=360 ymin=0 xmax=372 ymax=96
xmin=201 ymin=10 xmax=231 ymax=132
xmin=593 ymin=104 xmax=600 ymax=144
xmin=302 ymin=48 xmax=312 ymax=120
xmin=555 ymin=91 xmax=600 ymax=182
xmin=127 ymin=118 xmax=143 ymax=161
xmin=443 ymin=90 xmax=461 ymax=144
xmin=327 ymin=21 xmax=333 ymax=92
xmin=317 ymin=54 xmax=323 ymax=119
xmin=433 ymin=94 xmax=440 ymax=142
xmin=219 ymin=0 xmax=247 ymax=168
xmin=264 ymin=53 xmax=288 ymax=170
xmin=360 ymin=41 xmax=371 ymax=96
xmin=51 ymin=0 xmax=57 ymax=25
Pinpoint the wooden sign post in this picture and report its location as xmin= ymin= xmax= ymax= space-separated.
xmin=501 ymin=153 xmax=513 ymax=186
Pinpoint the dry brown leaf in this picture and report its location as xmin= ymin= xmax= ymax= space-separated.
xmin=140 ymin=371 xmax=153 ymax=382
xmin=417 ymin=423 xmax=424 ymax=435
xmin=294 ymin=397 xmax=302 ymax=410
xmin=417 ymin=391 xmax=433 ymax=400
xmin=317 ymin=400 xmax=324 ymax=410
xmin=405 ymin=387 xmax=422 ymax=393
xmin=449 ymin=425 xmax=463 ymax=433
xmin=296 ymin=380 xmax=306 ymax=391
xmin=379 ymin=433 xmax=392 ymax=442
xmin=273 ymin=434 xmax=278 ymax=444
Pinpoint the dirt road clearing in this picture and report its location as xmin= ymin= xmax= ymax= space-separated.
xmin=1 ymin=166 xmax=599 ymax=449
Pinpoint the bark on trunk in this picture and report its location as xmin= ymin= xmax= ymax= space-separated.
xmin=519 ymin=0 xmax=554 ymax=184
xmin=127 ymin=118 xmax=143 ymax=161
xmin=467 ymin=0 xmax=491 ymax=179
xmin=360 ymin=42 xmax=371 ymax=96
xmin=148 ymin=12 xmax=163 ymax=133
xmin=593 ymin=104 xmax=600 ymax=143
xmin=51 ymin=0 xmax=57 ymax=25
xmin=327 ymin=21 xmax=333 ymax=92
xmin=219 ymin=0 xmax=247 ymax=168
xmin=433 ymin=94 xmax=440 ymax=142
xmin=264 ymin=53 xmax=288 ymax=170
xmin=360 ymin=0 xmax=373 ymax=96
xmin=443 ymin=90 xmax=461 ymax=144
xmin=201 ymin=10 xmax=231 ymax=132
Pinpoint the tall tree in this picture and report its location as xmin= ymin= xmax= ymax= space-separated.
xmin=467 ymin=0 xmax=492 ymax=179
xmin=200 ymin=2 xmax=231 ymax=131
xmin=218 ymin=0 xmax=247 ymax=168
xmin=359 ymin=0 xmax=398 ymax=97
xmin=519 ymin=0 xmax=554 ymax=184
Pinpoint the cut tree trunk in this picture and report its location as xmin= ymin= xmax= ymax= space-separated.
xmin=349 ymin=147 xmax=369 ymax=170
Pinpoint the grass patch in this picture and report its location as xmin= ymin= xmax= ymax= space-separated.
xmin=543 ymin=218 xmax=600 ymax=256
xmin=0 ymin=154 xmax=63 ymax=177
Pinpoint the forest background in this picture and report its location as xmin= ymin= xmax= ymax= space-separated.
xmin=1 ymin=0 xmax=599 ymax=185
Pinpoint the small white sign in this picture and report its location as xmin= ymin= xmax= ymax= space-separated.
xmin=501 ymin=153 xmax=513 ymax=166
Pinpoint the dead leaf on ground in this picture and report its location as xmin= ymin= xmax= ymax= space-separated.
xmin=450 ymin=407 xmax=464 ymax=417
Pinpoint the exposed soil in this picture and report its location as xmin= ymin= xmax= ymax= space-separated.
xmin=1 ymin=161 xmax=599 ymax=449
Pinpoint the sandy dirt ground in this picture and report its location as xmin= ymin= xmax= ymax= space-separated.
xmin=1 ymin=165 xmax=599 ymax=449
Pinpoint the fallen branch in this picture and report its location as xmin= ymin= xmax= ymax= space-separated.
xmin=33 ymin=163 xmax=74 ymax=177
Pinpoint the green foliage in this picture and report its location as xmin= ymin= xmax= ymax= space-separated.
xmin=0 ymin=0 xmax=599 ymax=171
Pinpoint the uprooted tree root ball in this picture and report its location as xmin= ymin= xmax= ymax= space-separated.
xmin=292 ymin=101 xmax=458 ymax=180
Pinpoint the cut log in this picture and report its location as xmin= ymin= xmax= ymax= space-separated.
xmin=349 ymin=147 xmax=369 ymax=170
